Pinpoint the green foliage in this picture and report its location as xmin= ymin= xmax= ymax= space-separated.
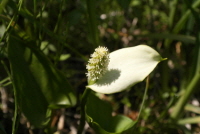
xmin=8 ymin=35 xmax=49 ymax=126
xmin=8 ymin=34 xmax=76 ymax=126
xmin=86 ymin=93 xmax=136 ymax=134
xmin=0 ymin=0 xmax=200 ymax=133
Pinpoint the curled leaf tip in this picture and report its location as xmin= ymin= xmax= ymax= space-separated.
xmin=161 ymin=58 xmax=168 ymax=61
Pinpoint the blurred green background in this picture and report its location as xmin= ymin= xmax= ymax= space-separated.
xmin=0 ymin=0 xmax=200 ymax=133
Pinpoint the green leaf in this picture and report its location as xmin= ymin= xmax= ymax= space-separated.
xmin=178 ymin=116 xmax=200 ymax=125
xmin=86 ymin=93 xmax=136 ymax=134
xmin=59 ymin=54 xmax=71 ymax=61
xmin=0 ymin=0 xmax=8 ymax=15
xmin=8 ymin=36 xmax=49 ymax=126
xmin=185 ymin=104 xmax=200 ymax=114
xmin=173 ymin=0 xmax=200 ymax=34
xmin=8 ymin=35 xmax=76 ymax=126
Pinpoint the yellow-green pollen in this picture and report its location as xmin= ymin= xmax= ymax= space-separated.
xmin=86 ymin=46 xmax=110 ymax=81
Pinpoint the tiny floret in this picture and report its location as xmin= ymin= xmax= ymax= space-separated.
xmin=86 ymin=46 xmax=110 ymax=81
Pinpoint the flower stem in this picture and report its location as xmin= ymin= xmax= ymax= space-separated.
xmin=137 ymin=76 xmax=149 ymax=121
xmin=171 ymin=73 xmax=200 ymax=120
xmin=77 ymin=88 xmax=91 ymax=134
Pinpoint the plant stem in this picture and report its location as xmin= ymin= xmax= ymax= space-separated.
xmin=171 ymin=73 xmax=200 ymax=120
xmin=5 ymin=1 xmax=24 ymax=133
xmin=171 ymin=0 xmax=200 ymax=121
xmin=33 ymin=0 xmax=37 ymax=39
xmin=0 ymin=0 xmax=23 ymax=43
xmin=53 ymin=0 xmax=65 ymax=34
xmin=168 ymin=0 xmax=178 ymax=29
xmin=173 ymin=0 xmax=200 ymax=34
xmin=86 ymin=0 xmax=99 ymax=48
xmin=2 ymin=60 xmax=19 ymax=134
xmin=12 ymin=87 xmax=19 ymax=134
xmin=77 ymin=88 xmax=91 ymax=134
xmin=137 ymin=76 xmax=149 ymax=121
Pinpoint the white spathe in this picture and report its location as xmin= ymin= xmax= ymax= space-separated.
xmin=87 ymin=45 xmax=164 ymax=94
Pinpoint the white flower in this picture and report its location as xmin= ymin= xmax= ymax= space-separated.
xmin=86 ymin=45 xmax=165 ymax=94
xmin=86 ymin=46 xmax=110 ymax=82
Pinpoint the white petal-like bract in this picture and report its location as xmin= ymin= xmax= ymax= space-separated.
xmin=87 ymin=45 xmax=164 ymax=94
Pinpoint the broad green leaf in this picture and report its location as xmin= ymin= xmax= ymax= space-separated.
xmin=87 ymin=45 xmax=165 ymax=94
xmin=8 ymin=35 xmax=76 ymax=126
xmin=86 ymin=93 xmax=136 ymax=134
xmin=8 ymin=36 xmax=49 ymax=126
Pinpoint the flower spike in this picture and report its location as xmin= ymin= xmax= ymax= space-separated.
xmin=86 ymin=46 xmax=110 ymax=83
